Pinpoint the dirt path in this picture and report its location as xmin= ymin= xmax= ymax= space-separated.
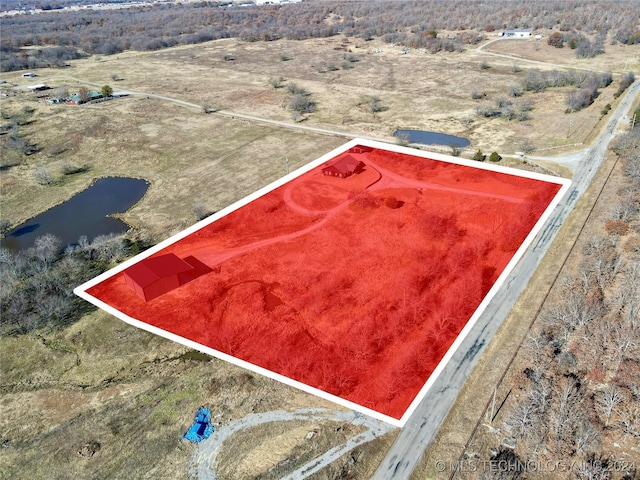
xmin=364 ymin=159 xmax=527 ymax=203
xmin=476 ymin=38 xmax=614 ymax=74
xmin=183 ymin=156 xmax=527 ymax=272
xmin=42 ymin=75 xmax=388 ymax=143
xmin=188 ymin=408 xmax=394 ymax=480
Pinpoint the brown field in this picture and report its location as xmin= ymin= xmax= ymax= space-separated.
xmin=0 ymin=31 xmax=638 ymax=479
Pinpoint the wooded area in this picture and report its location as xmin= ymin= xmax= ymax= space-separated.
xmin=2 ymin=0 xmax=640 ymax=71
xmin=0 ymin=234 xmax=147 ymax=336
xmin=492 ymin=128 xmax=640 ymax=478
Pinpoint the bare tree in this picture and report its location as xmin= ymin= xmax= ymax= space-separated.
xmin=78 ymin=86 xmax=91 ymax=103
xmin=288 ymin=94 xmax=315 ymax=114
xmin=33 ymin=167 xmax=54 ymax=185
xmin=33 ymin=234 xmax=62 ymax=263
xmin=618 ymin=403 xmax=640 ymax=438
xmin=508 ymin=83 xmax=522 ymax=97
xmin=595 ymin=385 xmax=626 ymax=427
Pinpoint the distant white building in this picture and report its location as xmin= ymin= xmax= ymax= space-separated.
xmin=499 ymin=29 xmax=532 ymax=39
xmin=255 ymin=0 xmax=301 ymax=4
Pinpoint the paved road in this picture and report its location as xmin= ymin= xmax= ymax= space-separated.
xmin=370 ymin=81 xmax=640 ymax=480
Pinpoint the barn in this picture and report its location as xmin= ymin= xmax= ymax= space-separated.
xmin=124 ymin=253 xmax=212 ymax=301
xmin=321 ymin=155 xmax=365 ymax=178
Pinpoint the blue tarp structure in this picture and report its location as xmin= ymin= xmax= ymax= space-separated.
xmin=182 ymin=407 xmax=215 ymax=443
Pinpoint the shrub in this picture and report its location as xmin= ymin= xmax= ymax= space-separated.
xmin=34 ymin=167 xmax=54 ymax=185
xmin=288 ymin=94 xmax=315 ymax=113
xmin=473 ymin=149 xmax=486 ymax=161
xmin=61 ymin=163 xmax=88 ymax=175
xmin=604 ymin=219 xmax=629 ymax=236
xmin=395 ymin=133 xmax=410 ymax=146
xmin=548 ymin=32 xmax=564 ymax=48
xmin=494 ymin=96 xmax=512 ymax=109
xmin=476 ymin=101 xmax=497 ymax=117
xmin=368 ymin=96 xmax=384 ymax=113
xmin=615 ymin=72 xmax=635 ymax=97
xmin=523 ymin=69 xmax=547 ymax=92
xmin=565 ymin=88 xmax=594 ymax=112
xmin=385 ymin=196 xmax=403 ymax=209
xmin=508 ymin=83 xmax=522 ymax=97
xmin=268 ymin=76 xmax=284 ymax=88
xmin=287 ymin=83 xmax=308 ymax=95
xmin=489 ymin=152 xmax=502 ymax=162
xmin=101 ymin=85 xmax=113 ymax=97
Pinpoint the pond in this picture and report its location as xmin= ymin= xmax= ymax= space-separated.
xmin=1 ymin=177 xmax=149 ymax=252
xmin=393 ymin=129 xmax=470 ymax=148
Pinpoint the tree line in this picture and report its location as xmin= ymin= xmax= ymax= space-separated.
xmin=495 ymin=127 xmax=640 ymax=478
xmin=2 ymin=0 xmax=639 ymax=72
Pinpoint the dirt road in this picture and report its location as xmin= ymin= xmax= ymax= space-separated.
xmin=188 ymin=408 xmax=393 ymax=480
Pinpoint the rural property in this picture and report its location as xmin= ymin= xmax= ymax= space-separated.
xmin=76 ymin=139 xmax=569 ymax=425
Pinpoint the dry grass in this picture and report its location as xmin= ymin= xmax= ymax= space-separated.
xmin=0 ymin=33 xmax=638 ymax=479
xmin=0 ymin=310 xmax=344 ymax=479
xmin=0 ymin=92 xmax=344 ymax=240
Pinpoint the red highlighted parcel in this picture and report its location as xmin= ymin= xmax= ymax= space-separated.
xmin=75 ymin=139 xmax=570 ymax=426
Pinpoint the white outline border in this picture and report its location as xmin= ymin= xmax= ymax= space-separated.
xmin=75 ymin=138 xmax=571 ymax=428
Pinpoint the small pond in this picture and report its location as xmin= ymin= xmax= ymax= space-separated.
xmin=394 ymin=129 xmax=470 ymax=148
xmin=1 ymin=177 xmax=149 ymax=252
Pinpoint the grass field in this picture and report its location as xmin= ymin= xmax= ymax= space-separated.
xmin=1 ymin=31 xmax=638 ymax=479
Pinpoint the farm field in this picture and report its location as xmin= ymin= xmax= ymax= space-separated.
xmin=78 ymin=140 xmax=567 ymax=424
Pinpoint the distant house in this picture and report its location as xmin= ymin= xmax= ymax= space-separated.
xmin=21 ymin=72 xmax=37 ymax=78
xmin=499 ymin=29 xmax=532 ymax=39
xmin=68 ymin=91 xmax=102 ymax=104
xmin=322 ymin=154 xmax=365 ymax=178
xmin=124 ymin=253 xmax=212 ymax=302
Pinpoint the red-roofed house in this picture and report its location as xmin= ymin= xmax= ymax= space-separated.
xmin=124 ymin=253 xmax=211 ymax=301
xmin=322 ymin=155 xmax=365 ymax=178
